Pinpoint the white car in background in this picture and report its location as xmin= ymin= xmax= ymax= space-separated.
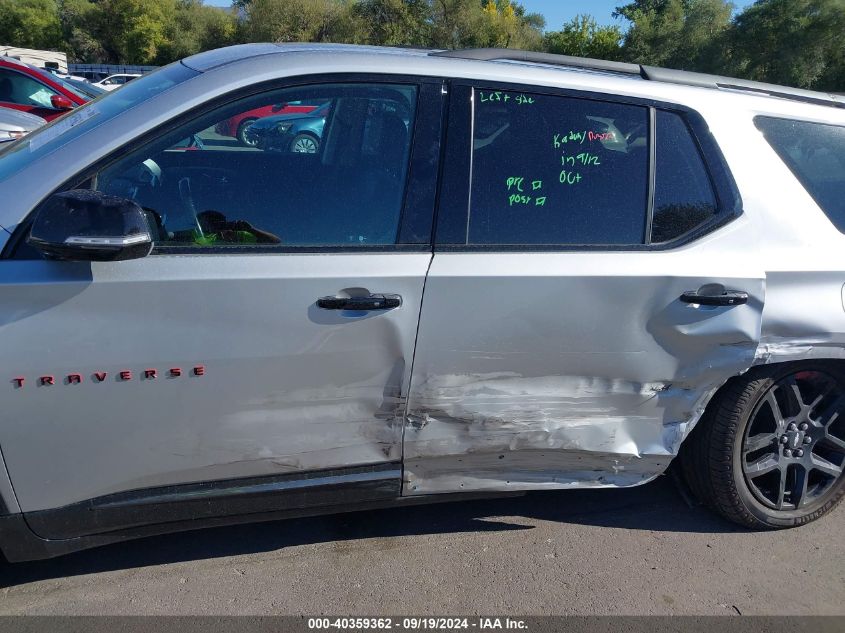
xmin=92 ymin=73 xmax=141 ymax=91
xmin=0 ymin=107 xmax=44 ymax=143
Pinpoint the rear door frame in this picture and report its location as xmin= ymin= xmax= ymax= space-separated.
xmin=401 ymin=78 xmax=765 ymax=495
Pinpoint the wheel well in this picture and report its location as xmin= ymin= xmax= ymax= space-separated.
xmin=678 ymin=358 xmax=845 ymax=527
xmin=740 ymin=358 xmax=845 ymax=382
xmin=689 ymin=358 xmax=845 ymax=441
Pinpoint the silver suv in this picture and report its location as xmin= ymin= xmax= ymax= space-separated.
xmin=0 ymin=44 xmax=843 ymax=562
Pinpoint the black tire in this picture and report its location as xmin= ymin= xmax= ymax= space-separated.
xmin=289 ymin=133 xmax=319 ymax=154
xmin=236 ymin=118 xmax=257 ymax=146
xmin=681 ymin=361 xmax=845 ymax=529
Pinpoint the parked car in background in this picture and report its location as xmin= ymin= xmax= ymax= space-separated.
xmin=0 ymin=57 xmax=88 ymax=121
xmin=40 ymin=67 xmax=88 ymax=83
xmin=245 ymin=101 xmax=331 ymax=153
xmin=214 ymin=101 xmax=321 ymax=146
xmin=0 ymin=107 xmax=44 ymax=143
xmin=0 ymin=45 xmax=843 ymax=563
xmin=93 ymin=73 xmax=141 ymax=91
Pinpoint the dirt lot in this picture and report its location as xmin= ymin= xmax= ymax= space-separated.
xmin=1 ymin=475 xmax=843 ymax=615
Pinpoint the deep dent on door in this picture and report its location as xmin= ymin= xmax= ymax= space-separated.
xmin=401 ymin=295 xmax=765 ymax=495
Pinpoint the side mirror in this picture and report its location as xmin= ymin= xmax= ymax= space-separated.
xmin=271 ymin=102 xmax=288 ymax=112
xmin=50 ymin=94 xmax=74 ymax=110
xmin=28 ymin=190 xmax=153 ymax=261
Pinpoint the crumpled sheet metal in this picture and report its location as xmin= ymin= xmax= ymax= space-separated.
xmin=402 ymin=372 xmax=722 ymax=494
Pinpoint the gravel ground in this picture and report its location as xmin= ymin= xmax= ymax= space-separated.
xmin=1 ymin=475 xmax=842 ymax=615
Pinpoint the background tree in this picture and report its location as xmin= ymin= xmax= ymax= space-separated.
xmin=157 ymin=0 xmax=237 ymax=63
xmin=614 ymin=0 xmax=733 ymax=71
xmin=428 ymin=0 xmax=486 ymax=48
xmin=242 ymin=0 xmax=357 ymax=44
xmin=0 ymin=0 xmax=64 ymax=51
xmin=723 ymin=0 xmax=845 ymax=90
xmin=479 ymin=0 xmax=544 ymax=49
xmin=543 ymin=14 xmax=624 ymax=60
xmin=57 ymin=0 xmax=106 ymax=62
xmin=350 ymin=0 xmax=432 ymax=46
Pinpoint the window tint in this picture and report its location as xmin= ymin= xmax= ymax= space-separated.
xmin=755 ymin=117 xmax=845 ymax=233
xmin=651 ymin=110 xmax=718 ymax=243
xmin=0 ymin=68 xmax=57 ymax=109
xmin=94 ymin=83 xmax=417 ymax=248
xmin=467 ymin=89 xmax=649 ymax=245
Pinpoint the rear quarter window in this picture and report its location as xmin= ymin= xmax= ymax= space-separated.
xmin=651 ymin=110 xmax=718 ymax=243
xmin=755 ymin=116 xmax=845 ymax=232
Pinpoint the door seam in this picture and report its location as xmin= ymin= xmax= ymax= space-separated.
xmin=399 ymin=251 xmax=434 ymax=495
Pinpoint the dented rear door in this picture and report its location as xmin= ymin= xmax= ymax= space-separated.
xmin=402 ymin=84 xmax=765 ymax=494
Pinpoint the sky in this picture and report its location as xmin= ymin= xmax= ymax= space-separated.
xmin=204 ymin=0 xmax=758 ymax=30
xmin=519 ymin=0 xmax=758 ymax=29
xmin=523 ymin=0 xmax=637 ymax=29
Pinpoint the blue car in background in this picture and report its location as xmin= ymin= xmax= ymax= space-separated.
xmin=245 ymin=101 xmax=331 ymax=153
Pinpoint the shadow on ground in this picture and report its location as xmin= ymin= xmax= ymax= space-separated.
xmin=0 ymin=472 xmax=742 ymax=587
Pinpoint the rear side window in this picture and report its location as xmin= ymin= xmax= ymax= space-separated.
xmin=468 ymin=89 xmax=649 ymax=245
xmin=755 ymin=117 xmax=845 ymax=233
xmin=651 ymin=110 xmax=718 ymax=243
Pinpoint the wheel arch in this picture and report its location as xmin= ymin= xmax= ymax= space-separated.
xmin=681 ymin=357 xmax=845 ymax=447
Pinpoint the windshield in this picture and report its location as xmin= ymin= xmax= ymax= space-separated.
xmin=0 ymin=63 xmax=198 ymax=181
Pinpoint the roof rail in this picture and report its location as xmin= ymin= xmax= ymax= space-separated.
xmin=430 ymin=48 xmax=844 ymax=110
xmin=430 ymin=48 xmax=642 ymax=77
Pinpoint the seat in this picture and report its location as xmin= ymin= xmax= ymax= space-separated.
xmin=0 ymin=77 xmax=15 ymax=102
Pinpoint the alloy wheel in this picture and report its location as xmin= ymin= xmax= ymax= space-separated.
xmin=291 ymin=135 xmax=318 ymax=154
xmin=742 ymin=370 xmax=845 ymax=510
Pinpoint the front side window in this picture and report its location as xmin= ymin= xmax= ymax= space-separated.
xmin=467 ymin=89 xmax=649 ymax=245
xmin=0 ymin=68 xmax=58 ymax=108
xmin=94 ymin=83 xmax=417 ymax=248
xmin=755 ymin=116 xmax=845 ymax=233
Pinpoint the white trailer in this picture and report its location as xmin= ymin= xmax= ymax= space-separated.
xmin=0 ymin=46 xmax=68 ymax=73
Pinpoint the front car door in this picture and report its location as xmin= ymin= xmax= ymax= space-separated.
xmin=404 ymin=82 xmax=765 ymax=494
xmin=0 ymin=76 xmax=443 ymax=539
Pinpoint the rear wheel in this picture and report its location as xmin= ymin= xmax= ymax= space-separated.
xmin=682 ymin=362 xmax=845 ymax=529
xmin=236 ymin=118 xmax=257 ymax=146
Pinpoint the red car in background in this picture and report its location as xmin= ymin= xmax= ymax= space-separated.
xmin=215 ymin=101 xmax=319 ymax=146
xmin=0 ymin=58 xmax=89 ymax=121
